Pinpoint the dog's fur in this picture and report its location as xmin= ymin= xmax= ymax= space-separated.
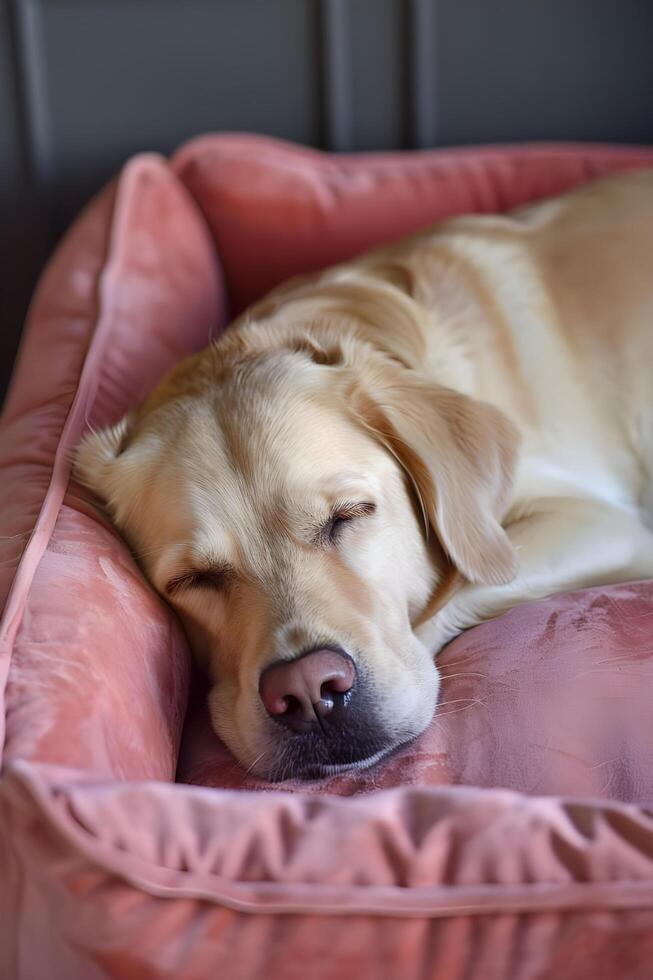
xmin=75 ymin=170 xmax=653 ymax=780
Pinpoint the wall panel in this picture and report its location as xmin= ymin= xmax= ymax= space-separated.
xmin=2 ymin=0 xmax=653 ymax=398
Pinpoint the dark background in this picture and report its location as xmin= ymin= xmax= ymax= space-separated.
xmin=2 ymin=0 xmax=653 ymax=401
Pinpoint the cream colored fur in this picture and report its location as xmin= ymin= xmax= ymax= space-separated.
xmin=75 ymin=170 xmax=653 ymax=779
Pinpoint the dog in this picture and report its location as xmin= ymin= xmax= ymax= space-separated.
xmin=75 ymin=169 xmax=653 ymax=781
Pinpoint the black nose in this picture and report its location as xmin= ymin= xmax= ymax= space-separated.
xmin=259 ymin=647 xmax=356 ymax=734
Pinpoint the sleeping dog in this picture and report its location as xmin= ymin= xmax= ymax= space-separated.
xmin=75 ymin=169 xmax=653 ymax=780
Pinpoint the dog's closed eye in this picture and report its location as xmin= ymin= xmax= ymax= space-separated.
xmin=165 ymin=563 xmax=235 ymax=597
xmin=319 ymin=501 xmax=376 ymax=546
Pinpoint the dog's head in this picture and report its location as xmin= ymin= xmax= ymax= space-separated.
xmin=75 ymin=274 xmax=518 ymax=780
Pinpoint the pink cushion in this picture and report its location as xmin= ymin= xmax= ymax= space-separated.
xmin=180 ymin=579 xmax=653 ymax=803
xmin=174 ymin=134 xmax=653 ymax=315
xmin=2 ymin=136 xmax=653 ymax=978
xmin=0 ymin=156 xmax=223 ymax=781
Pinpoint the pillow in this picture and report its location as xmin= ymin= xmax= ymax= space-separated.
xmin=180 ymin=579 xmax=653 ymax=804
xmin=2 ymin=136 xmax=653 ymax=979
xmin=0 ymin=155 xmax=224 ymax=779
xmin=173 ymin=134 xmax=653 ymax=314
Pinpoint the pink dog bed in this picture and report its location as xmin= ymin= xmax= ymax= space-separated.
xmin=2 ymin=135 xmax=653 ymax=979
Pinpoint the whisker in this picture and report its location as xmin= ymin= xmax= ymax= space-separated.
xmin=436 ymin=698 xmax=487 ymax=717
xmin=437 ymin=697 xmax=482 ymax=708
xmin=440 ymin=670 xmax=488 ymax=681
xmin=243 ymin=751 xmax=268 ymax=777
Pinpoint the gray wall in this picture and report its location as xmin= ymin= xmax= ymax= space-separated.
xmin=2 ymin=0 xmax=653 ymax=398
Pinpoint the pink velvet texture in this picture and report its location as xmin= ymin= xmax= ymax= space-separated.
xmin=2 ymin=137 xmax=653 ymax=979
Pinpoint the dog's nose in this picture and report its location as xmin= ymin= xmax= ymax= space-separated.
xmin=259 ymin=648 xmax=357 ymax=733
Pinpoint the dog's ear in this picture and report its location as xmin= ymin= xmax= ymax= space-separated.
xmin=73 ymin=414 xmax=132 ymax=506
xmin=349 ymin=361 xmax=519 ymax=586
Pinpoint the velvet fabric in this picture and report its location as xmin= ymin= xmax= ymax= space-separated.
xmin=2 ymin=137 xmax=653 ymax=979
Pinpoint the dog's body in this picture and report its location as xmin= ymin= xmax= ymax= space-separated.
xmin=76 ymin=169 xmax=653 ymax=780
xmin=387 ymin=171 xmax=653 ymax=651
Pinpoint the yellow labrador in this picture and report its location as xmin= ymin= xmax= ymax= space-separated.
xmin=76 ymin=169 xmax=653 ymax=780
